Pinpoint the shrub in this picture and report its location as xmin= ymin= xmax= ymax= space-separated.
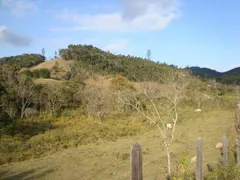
xmin=218 ymin=88 xmax=226 ymax=96
xmin=172 ymin=153 xmax=195 ymax=180
xmin=32 ymin=69 xmax=40 ymax=78
xmin=30 ymin=68 xmax=51 ymax=78
xmin=82 ymin=86 xmax=114 ymax=120
xmin=111 ymin=74 xmax=135 ymax=91
xmin=0 ymin=111 xmax=13 ymax=136
xmin=38 ymin=68 xmax=51 ymax=78
xmin=24 ymin=108 xmax=39 ymax=118
xmin=22 ymin=69 xmax=33 ymax=77
xmin=204 ymin=164 xmax=240 ymax=180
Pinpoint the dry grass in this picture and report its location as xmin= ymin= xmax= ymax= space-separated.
xmin=0 ymin=109 xmax=236 ymax=180
xmin=85 ymin=76 xmax=112 ymax=88
xmin=31 ymin=58 xmax=74 ymax=72
xmin=34 ymin=78 xmax=64 ymax=85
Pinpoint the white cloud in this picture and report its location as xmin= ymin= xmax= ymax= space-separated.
xmin=104 ymin=39 xmax=129 ymax=53
xmin=121 ymin=0 xmax=177 ymax=20
xmin=0 ymin=0 xmax=37 ymax=17
xmin=0 ymin=25 xmax=32 ymax=46
xmin=51 ymin=0 xmax=180 ymax=32
xmin=230 ymin=63 xmax=240 ymax=69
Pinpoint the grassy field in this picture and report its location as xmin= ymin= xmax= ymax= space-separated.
xmin=31 ymin=58 xmax=74 ymax=72
xmin=0 ymin=107 xmax=237 ymax=180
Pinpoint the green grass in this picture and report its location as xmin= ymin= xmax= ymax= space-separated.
xmin=0 ymin=108 xmax=150 ymax=166
xmin=0 ymin=107 xmax=237 ymax=180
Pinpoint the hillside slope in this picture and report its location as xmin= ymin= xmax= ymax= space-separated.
xmin=186 ymin=66 xmax=221 ymax=78
xmin=0 ymin=110 xmax=236 ymax=180
xmin=221 ymin=67 xmax=240 ymax=84
xmin=187 ymin=66 xmax=240 ymax=84
xmin=58 ymin=44 xmax=171 ymax=81
xmin=0 ymin=54 xmax=45 ymax=68
xmin=31 ymin=58 xmax=74 ymax=71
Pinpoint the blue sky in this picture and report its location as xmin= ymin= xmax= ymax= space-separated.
xmin=0 ymin=0 xmax=239 ymax=72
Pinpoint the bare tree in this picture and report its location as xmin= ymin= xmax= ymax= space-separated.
xmin=14 ymin=75 xmax=36 ymax=119
xmin=82 ymin=83 xmax=114 ymax=121
xmin=1 ymin=101 xmax=17 ymax=118
xmin=65 ymin=64 xmax=89 ymax=83
xmin=119 ymin=69 xmax=192 ymax=178
xmin=189 ymin=78 xmax=207 ymax=110
xmin=45 ymin=84 xmax=64 ymax=116
xmin=236 ymin=85 xmax=240 ymax=106
xmin=208 ymin=79 xmax=220 ymax=107
xmin=235 ymin=85 xmax=240 ymax=135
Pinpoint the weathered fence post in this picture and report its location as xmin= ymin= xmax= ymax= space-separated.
xmin=222 ymin=136 xmax=228 ymax=166
xmin=196 ymin=137 xmax=202 ymax=180
xmin=131 ymin=143 xmax=143 ymax=180
xmin=236 ymin=139 xmax=240 ymax=166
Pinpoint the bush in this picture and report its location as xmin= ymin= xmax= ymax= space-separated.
xmin=204 ymin=164 xmax=240 ymax=180
xmin=0 ymin=111 xmax=13 ymax=135
xmin=111 ymin=74 xmax=135 ymax=91
xmin=22 ymin=69 xmax=33 ymax=77
xmin=30 ymin=68 xmax=51 ymax=78
xmin=38 ymin=68 xmax=50 ymax=78
xmin=24 ymin=108 xmax=39 ymax=118
xmin=172 ymin=153 xmax=195 ymax=180
xmin=82 ymin=86 xmax=114 ymax=120
xmin=32 ymin=69 xmax=40 ymax=78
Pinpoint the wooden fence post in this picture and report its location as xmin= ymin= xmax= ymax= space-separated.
xmin=131 ymin=143 xmax=143 ymax=180
xmin=222 ymin=136 xmax=228 ymax=166
xmin=236 ymin=139 xmax=240 ymax=166
xmin=196 ymin=137 xmax=202 ymax=180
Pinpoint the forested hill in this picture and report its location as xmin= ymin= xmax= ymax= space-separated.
xmin=58 ymin=44 xmax=171 ymax=81
xmin=186 ymin=66 xmax=240 ymax=84
xmin=0 ymin=44 xmax=172 ymax=81
xmin=2 ymin=44 xmax=239 ymax=84
xmin=0 ymin=54 xmax=45 ymax=68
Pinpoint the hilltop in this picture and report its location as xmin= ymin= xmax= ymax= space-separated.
xmin=187 ymin=66 xmax=240 ymax=84
xmin=1 ymin=45 xmax=239 ymax=84
xmin=0 ymin=44 xmax=173 ymax=82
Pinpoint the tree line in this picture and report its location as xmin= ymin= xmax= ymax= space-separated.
xmin=187 ymin=66 xmax=240 ymax=84
xmin=59 ymin=44 xmax=171 ymax=81
xmin=0 ymin=54 xmax=45 ymax=68
xmin=0 ymin=64 xmax=84 ymax=135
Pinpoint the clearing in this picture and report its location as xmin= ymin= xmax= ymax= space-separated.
xmin=0 ymin=109 xmax=236 ymax=180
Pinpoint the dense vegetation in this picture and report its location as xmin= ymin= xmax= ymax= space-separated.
xmin=187 ymin=66 xmax=240 ymax=84
xmin=0 ymin=64 xmax=84 ymax=130
xmin=22 ymin=68 xmax=51 ymax=78
xmin=221 ymin=67 xmax=240 ymax=84
xmin=0 ymin=54 xmax=45 ymax=68
xmin=1 ymin=45 xmax=238 ymax=136
xmin=59 ymin=44 xmax=170 ymax=81
xmin=0 ymin=44 xmax=239 ymax=180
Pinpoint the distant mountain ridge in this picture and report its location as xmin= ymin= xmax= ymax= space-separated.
xmin=186 ymin=66 xmax=240 ymax=84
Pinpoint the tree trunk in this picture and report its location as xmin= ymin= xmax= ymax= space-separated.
xmin=21 ymin=106 xmax=25 ymax=119
xmin=166 ymin=147 xmax=171 ymax=179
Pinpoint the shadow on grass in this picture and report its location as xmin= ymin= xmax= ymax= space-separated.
xmin=0 ymin=167 xmax=55 ymax=180
xmin=10 ymin=121 xmax=58 ymax=138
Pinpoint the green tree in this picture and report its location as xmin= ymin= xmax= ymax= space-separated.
xmin=146 ymin=49 xmax=151 ymax=61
